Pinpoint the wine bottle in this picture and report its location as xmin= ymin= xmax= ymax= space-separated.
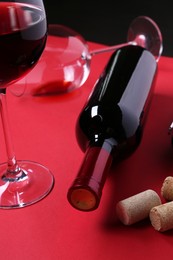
xmin=67 ymin=45 xmax=157 ymax=211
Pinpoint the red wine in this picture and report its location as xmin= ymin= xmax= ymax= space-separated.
xmin=0 ymin=2 xmax=47 ymax=87
xmin=67 ymin=45 xmax=157 ymax=211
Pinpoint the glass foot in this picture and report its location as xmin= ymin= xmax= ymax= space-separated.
xmin=0 ymin=160 xmax=54 ymax=209
xmin=127 ymin=16 xmax=163 ymax=61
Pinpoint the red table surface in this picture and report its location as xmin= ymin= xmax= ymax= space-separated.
xmin=1 ymin=40 xmax=173 ymax=260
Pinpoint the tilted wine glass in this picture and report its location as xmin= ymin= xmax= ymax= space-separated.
xmin=89 ymin=15 xmax=162 ymax=60
xmin=28 ymin=15 xmax=163 ymax=95
xmin=0 ymin=0 xmax=54 ymax=208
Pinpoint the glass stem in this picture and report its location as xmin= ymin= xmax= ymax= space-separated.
xmin=89 ymin=42 xmax=136 ymax=56
xmin=0 ymin=89 xmax=20 ymax=174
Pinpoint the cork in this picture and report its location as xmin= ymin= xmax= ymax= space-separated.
xmin=161 ymin=176 xmax=173 ymax=201
xmin=150 ymin=201 xmax=173 ymax=232
xmin=116 ymin=189 xmax=161 ymax=225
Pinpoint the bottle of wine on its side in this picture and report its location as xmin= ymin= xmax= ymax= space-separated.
xmin=67 ymin=45 xmax=157 ymax=211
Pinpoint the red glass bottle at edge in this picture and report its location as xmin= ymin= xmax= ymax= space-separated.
xmin=67 ymin=45 xmax=157 ymax=211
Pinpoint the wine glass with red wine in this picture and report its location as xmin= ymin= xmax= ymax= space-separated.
xmin=0 ymin=0 xmax=54 ymax=208
xmin=27 ymin=16 xmax=162 ymax=95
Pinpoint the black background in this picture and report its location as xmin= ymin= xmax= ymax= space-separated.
xmin=43 ymin=1 xmax=173 ymax=57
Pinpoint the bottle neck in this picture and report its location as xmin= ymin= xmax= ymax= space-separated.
xmin=67 ymin=138 xmax=116 ymax=211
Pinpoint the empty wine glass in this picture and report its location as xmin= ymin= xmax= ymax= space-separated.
xmin=0 ymin=0 xmax=54 ymax=208
xmin=26 ymin=15 xmax=162 ymax=95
